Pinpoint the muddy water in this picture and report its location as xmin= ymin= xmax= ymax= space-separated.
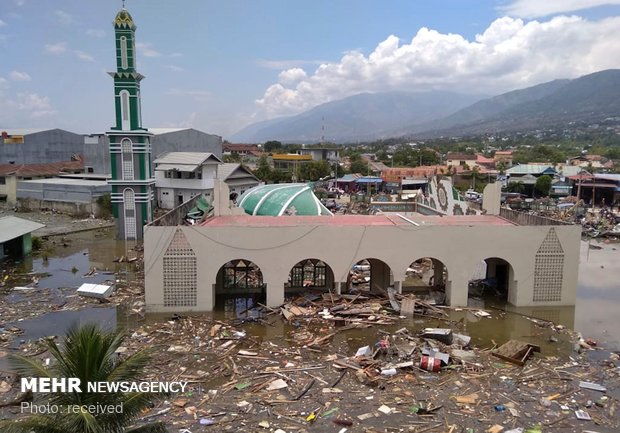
xmin=2 ymin=230 xmax=619 ymax=355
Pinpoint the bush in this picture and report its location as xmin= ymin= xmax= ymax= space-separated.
xmin=96 ymin=193 xmax=113 ymax=218
xmin=31 ymin=236 xmax=43 ymax=251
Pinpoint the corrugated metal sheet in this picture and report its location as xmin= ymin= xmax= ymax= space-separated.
xmin=0 ymin=216 xmax=45 ymax=244
xmin=153 ymin=152 xmax=222 ymax=165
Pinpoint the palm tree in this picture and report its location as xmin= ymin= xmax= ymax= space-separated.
xmin=2 ymin=324 xmax=167 ymax=433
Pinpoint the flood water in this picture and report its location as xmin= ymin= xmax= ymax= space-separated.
xmin=2 ymin=229 xmax=619 ymax=355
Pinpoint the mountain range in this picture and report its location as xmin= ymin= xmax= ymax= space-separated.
xmin=231 ymin=69 xmax=620 ymax=143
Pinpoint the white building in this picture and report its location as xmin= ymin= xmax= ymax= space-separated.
xmin=154 ymin=152 xmax=260 ymax=209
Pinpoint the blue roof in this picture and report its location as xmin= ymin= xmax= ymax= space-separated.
xmin=355 ymin=176 xmax=383 ymax=183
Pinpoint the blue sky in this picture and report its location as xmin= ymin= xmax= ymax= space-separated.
xmin=2 ymin=0 xmax=620 ymax=138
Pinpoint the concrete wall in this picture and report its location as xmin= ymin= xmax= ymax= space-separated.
xmin=0 ymin=176 xmax=18 ymax=204
xmin=151 ymin=129 xmax=223 ymax=159
xmin=145 ymin=221 xmax=581 ymax=313
xmin=83 ymin=135 xmax=111 ymax=174
xmin=17 ymin=180 xmax=110 ymax=203
xmin=0 ymin=129 xmax=85 ymax=164
xmin=500 ymin=208 xmax=571 ymax=226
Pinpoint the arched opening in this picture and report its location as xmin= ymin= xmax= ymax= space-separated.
xmin=121 ymin=138 xmax=134 ymax=180
xmin=469 ymin=257 xmax=515 ymax=305
xmin=120 ymin=36 xmax=128 ymax=70
xmin=285 ymin=259 xmax=335 ymax=294
xmin=347 ymin=258 xmax=393 ymax=294
xmin=215 ymin=259 xmax=266 ymax=316
xmin=123 ymin=188 xmax=136 ymax=240
xmin=402 ymin=257 xmax=448 ymax=304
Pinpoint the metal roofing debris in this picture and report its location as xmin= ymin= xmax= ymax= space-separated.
xmin=77 ymin=283 xmax=114 ymax=299
xmin=0 ymin=216 xmax=45 ymax=244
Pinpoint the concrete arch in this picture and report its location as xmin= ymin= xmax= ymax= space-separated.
xmin=348 ymin=257 xmax=393 ymax=294
xmin=402 ymin=257 xmax=449 ymax=291
xmin=285 ymin=258 xmax=335 ymax=292
xmin=469 ymin=256 xmax=518 ymax=305
xmin=215 ymin=258 xmax=265 ymax=296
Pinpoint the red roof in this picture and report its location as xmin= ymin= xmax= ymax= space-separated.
xmin=0 ymin=158 xmax=84 ymax=177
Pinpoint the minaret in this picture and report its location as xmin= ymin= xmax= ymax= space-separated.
xmin=106 ymin=6 xmax=154 ymax=240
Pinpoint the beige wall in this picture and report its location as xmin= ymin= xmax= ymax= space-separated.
xmin=145 ymin=221 xmax=581 ymax=313
xmin=0 ymin=176 xmax=18 ymax=204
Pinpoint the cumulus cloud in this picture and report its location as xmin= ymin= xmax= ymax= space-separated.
xmin=501 ymin=0 xmax=620 ymax=18
xmin=9 ymin=70 xmax=31 ymax=81
xmin=55 ymin=10 xmax=74 ymax=25
xmin=0 ymin=19 xmax=6 ymax=27
xmin=277 ymin=68 xmax=308 ymax=86
xmin=75 ymin=50 xmax=94 ymax=62
xmin=136 ymin=42 xmax=161 ymax=57
xmin=45 ymin=42 xmax=68 ymax=54
xmin=17 ymin=92 xmax=55 ymax=117
xmin=256 ymin=15 xmax=620 ymax=117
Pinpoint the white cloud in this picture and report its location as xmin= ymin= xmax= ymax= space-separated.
xmin=257 ymin=59 xmax=328 ymax=70
xmin=45 ymin=42 xmax=68 ymax=54
xmin=75 ymin=50 xmax=94 ymax=62
xmin=256 ymin=15 xmax=620 ymax=117
xmin=277 ymin=68 xmax=308 ymax=86
xmin=501 ymin=0 xmax=620 ymax=18
xmin=170 ymin=52 xmax=184 ymax=58
xmin=164 ymin=65 xmax=185 ymax=72
xmin=86 ymin=29 xmax=105 ymax=38
xmin=14 ymin=0 xmax=25 ymax=6
xmin=55 ymin=10 xmax=74 ymax=25
xmin=9 ymin=70 xmax=31 ymax=81
xmin=15 ymin=92 xmax=55 ymax=118
xmin=136 ymin=42 xmax=161 ymax=58
xmin=0 ymin=19 xmax=6 ymax=27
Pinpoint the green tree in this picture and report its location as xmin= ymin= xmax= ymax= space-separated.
xmin=535 ymin=175 xmax=552 ymax=197
xmin=263 ymin=140 xmax=283 ymax=153
xmin=2 ymin=324 xmax=166 ymax=433
xmin=253 ymin=154 xmax=272 ymax=181
xmin=506 ymin=181 xmax=525 ymax=193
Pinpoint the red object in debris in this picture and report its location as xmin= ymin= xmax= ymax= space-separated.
xmin=420 ymin=356 xmax=441 ymax=372
xmin=585 ymin=338 xmax=597 ymax=347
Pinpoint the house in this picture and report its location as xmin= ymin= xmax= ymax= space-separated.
xmin=568 ymin=173 xmax=620 ymax=205
xmin=153 ymin=152 xmax=260 ymax=209
xmin=223 ymin=143 xmax=261 ymax=156
xmin=494 ymin=150 xmax=514 ymax=168
xmin=506 ymin=164 xmax=557 ymax=197
xmin=0 ymin=216 xmax=45 ymax=259
xmin=271 ymin=154 xmax=313 ymax=175
xmin=216 ymin=163 xmax=261 ymax=198
xmin=0 ymin=158 xmax=85 ymax=205
xmin=154 ymin=152 xmax=223 ymax=209
xmin=446 ymin=153 xmax=478 ymax=168
xmin=298 ymin=147 xmax=340 ymax=162
xmin=567 ymin=154 xmax=609 ymax=169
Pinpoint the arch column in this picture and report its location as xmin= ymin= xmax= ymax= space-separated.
xmin=445 ymin=266 xmax=469 ymax=307
xmin=265 ymin=277 xmax=285 ymax=308
xmin=394 ymin=280 xmax=402 ymax=294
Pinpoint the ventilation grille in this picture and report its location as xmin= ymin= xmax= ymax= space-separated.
xmin=533 ymin=228 xmax=564 ymax=302
xmin=163 ymin=229 xmax=197 ymax=307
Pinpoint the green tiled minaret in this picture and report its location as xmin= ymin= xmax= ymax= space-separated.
xmin=106 ymin=7 xmax=155 ymax=240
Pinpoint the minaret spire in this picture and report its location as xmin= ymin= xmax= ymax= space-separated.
xmin=106 ymin=6 xmax=155 ymax=241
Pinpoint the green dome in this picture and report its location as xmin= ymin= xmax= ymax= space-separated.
xmin=237 ymin=184 xmax=333 ymax=216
